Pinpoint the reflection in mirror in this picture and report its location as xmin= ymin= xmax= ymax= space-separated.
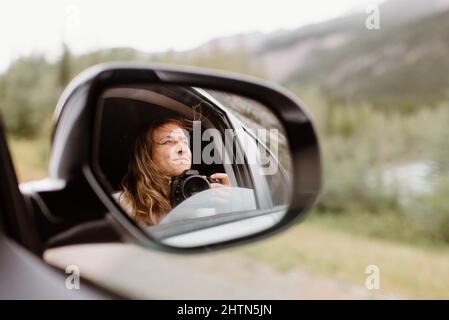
xmin=95 ymin=85 xmax=292 ymax=248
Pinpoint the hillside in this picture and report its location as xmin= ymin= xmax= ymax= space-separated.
xmin=285 ymin=8 xmax=449 ymax=107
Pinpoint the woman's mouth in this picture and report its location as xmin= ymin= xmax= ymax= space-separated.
xmin=172 ymin=157 xmax=190 ymax=163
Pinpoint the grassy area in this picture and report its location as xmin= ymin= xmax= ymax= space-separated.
xmin=7 ymin=136 xmax=49 ymax=182
xmin=239 ymin=217 xmax=449 ymax=299
xmin=308 ymin=211 xmax=449 ymax=249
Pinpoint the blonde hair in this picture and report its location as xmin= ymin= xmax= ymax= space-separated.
xmin=121 ymin=118 xmax=189 ymax=226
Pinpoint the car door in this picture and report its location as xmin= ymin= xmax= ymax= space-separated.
xmin=0 ymin=115 xmax=120 ymax=299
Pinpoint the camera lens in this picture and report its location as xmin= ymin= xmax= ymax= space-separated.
xmin=182 ymin=176 xmax=210 ymax=198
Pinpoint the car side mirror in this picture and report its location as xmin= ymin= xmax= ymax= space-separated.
xmin=24 ymin=63 xmax=321 ymax=253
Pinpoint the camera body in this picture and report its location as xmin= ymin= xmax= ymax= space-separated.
xmin=170 ymin=169 xmax=220 ymax=207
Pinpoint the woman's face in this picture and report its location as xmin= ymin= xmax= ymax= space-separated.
xmin=150 ymin=122 xmax=192 ymax=177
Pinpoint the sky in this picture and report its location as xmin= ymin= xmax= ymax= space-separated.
xmin=0 ymin=0 xmax=385 ymax=71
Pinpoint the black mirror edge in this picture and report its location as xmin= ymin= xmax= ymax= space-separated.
xmin=43 ymin=62 xmax=322 ymax=254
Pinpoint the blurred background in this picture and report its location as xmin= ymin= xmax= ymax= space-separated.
xmin=1 ymin=0 xmax=449 ymax=298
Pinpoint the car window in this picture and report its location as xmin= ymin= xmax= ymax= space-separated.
xmin=243 ymin=129 xmax=291 ymax=206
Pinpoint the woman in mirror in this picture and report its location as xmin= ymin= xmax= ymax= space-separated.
xmin=115 ymin=118 xmax=230 ymax=226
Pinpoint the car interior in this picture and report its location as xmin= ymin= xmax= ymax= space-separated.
xmin=92 ymin=84 xmax=292 ymax=246
xmin=95 ymin=85 xmax=248 ymax=192
xmin=94 ymin=84 xmax=261 ymax=212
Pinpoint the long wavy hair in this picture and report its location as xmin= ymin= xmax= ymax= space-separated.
xmin=120 ymin=118 xmax=190 ymax=226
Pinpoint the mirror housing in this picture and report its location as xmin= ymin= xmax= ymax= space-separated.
xmin=23 ymin=63 xmax=321 ymax=253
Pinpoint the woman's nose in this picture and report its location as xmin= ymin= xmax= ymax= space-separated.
xmin=175 ymin=141 xmax=188 ymax=154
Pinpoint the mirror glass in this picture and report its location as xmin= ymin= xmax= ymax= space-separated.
xmin=95 ymin=84 xmax=292 ymax=247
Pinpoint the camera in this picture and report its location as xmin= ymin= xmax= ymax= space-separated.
xmin=170 ymin=169 xmax=220 ymax=207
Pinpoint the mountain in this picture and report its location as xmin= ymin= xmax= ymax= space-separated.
xmin=301 ymin=8 xmax=449 ymax=107
xmin=184 ymin=0 xmax=449 ymax=83
xmin=258 ymin=0 xmax=449 ymax=82
xmin=181 ymin=0 xmax=449 ymax=108
xmin=312 ymin=7 xmax=449 ymax=106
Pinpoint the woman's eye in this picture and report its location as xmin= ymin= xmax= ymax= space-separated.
xmin=161 ymin=138 xmax=188 ymax=145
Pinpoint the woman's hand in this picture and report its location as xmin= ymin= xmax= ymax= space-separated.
xmin=209 ymin=173 xmax=231 ymax=189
